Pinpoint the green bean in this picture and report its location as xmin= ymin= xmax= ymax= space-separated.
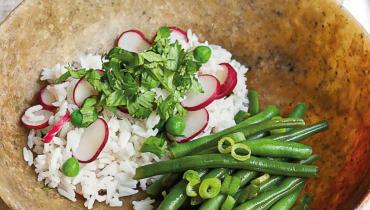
xmin=236 ymin=154 xmax=317 ymax=203
xmin=157 ymin=169 xmax=207 ymax=210
xmin=270 ymin=120 xmax=328 ymax=142
xmin=234 ymin=111 xmax=251 ymax=124
xmin=170 ymin=118 xmax=305 ymax=158
xmin=233 ymin=170 xmax=259 ymax=187
xmin=199 ymin=194 xmax=226 ymax=210
xmin=245 ymin=131 xmax=268 ymax=140
xmin=234 ymin=178 xmax=305 ymax=210
xmin=134 ymin=154 xmax=318 ymax=179
xmin=289 ymin=102 xmax=308 ymax=119
xmin=241 ymin=138 xmax=312 ymax=159
xmin=146 ymin=173 xmax=180 ymax=196
xmin=247 ymin=90 xmax=260 ymax=115
xmin=270 ymin=183 xmax=304 ymax=210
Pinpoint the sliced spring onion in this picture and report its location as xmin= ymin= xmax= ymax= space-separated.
xmin=221 ymin=195 xmax=236 ymax=210
xmin=231 ymin=143 xmax=251 ymax=161
xmin=186 ymin=181 xmax=200 ymax=197
xmin=183 ymin=170 xmax=200 ymax=183
xmin=251 ymin=173 xmax=270 ymax=185
xmin=221 ymin=175 xmax=241 ymax=195
xmin=199 ymin=178 xmax=222 ymax=199
xmin=218 ymin=137 xmax=235 ymax=154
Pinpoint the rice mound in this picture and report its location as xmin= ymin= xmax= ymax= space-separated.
xmin=22 ymin=29 xmax=249 ymax=209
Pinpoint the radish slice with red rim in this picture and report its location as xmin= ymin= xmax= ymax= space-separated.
xmin=168 ymin=108 xmax=209 ymax=143
xmin=116 ymin=30 xmax=151 ymax=53
xmin=215 ymin=63 xmax=238 ymax=99
xmin=73 ymin=118 xmax=109 ymax=163
xmin=73 ymin=78 xmax=98 ymax=107
xmin=43 ymin=113 xmax=71 ymax=143
xmin=38 ymin=86 xmax=57 ymax=110
xmin=169 ymin=26 xmax=189 ymax=43
xmin=21 ymin=109 xmax=53 ymax=130
xmin=181 ymin=74 xmax=220 ymax=111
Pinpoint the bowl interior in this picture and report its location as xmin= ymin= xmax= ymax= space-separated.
xmin=0 ymin=0 xmax=369 ymax=209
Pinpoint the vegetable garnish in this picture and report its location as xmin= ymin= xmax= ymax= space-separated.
xmin=221 ymin=195 xmax=236 ymax=210
xmin=62 ymin=157 xmax=80 ymax=177
xmin=221 ymin=175 xmax=241 ymax=195
xmin=183 ymin=170 xmax=201 ymax=197
xmin=165 ymin=116 xmax=186 ymax=136
xmin=193 ymin=46 xmax=212 ymax=64
xmin=218 ymin=137 xmax=235 ymax=154
xmin=199 ymin=178 xmax=221 ymax=199
xmin=140 ymin=136 xmax=167 ymax=158
xmin=231 ymin=143 xmax=251 ymax=161
xmin=55 ymin=26 xmax=205 ymax=122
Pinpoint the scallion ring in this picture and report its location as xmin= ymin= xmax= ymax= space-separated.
xmin=199 ymin=178 xmax=221 ymax=199
xmin=231 ymin=143 xmax=251 ymax=161
xmin=218 ymin=137 xmax=235 ymax=154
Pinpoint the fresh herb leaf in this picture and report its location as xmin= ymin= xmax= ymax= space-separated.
xmin=54 ymin=67 xmax=87 ymax=84
xmin=127 ymin=91 xmax=155 ymax=118
xmin=78 ymin=97 xmax=98 ymax=127
xmin=140 ymin=51 xmax=164 ymax=62
xmin=106 ymin=90 xmax=126 ymax=107
xmin=140 ymin=136 xmax=167 ymax=158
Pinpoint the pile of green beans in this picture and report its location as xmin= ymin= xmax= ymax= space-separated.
xmin=138 ymin=95 xmax=328 ymax=210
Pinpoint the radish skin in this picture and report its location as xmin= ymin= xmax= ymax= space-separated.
xmin=181 ymin=74 xmax=220 ymax=111
xmin=116 ymin=30 xmax=151 ymax=53
xmin=168 ymin=109 xmax=209 ymax=143
xmin=215 ymin=63 xmax=237 ymax=99
xmin=21 ymin=109 xmax=53 ymax=129
xmin=73 ymin=118 xmax=109 ymax=163
xmin=38 ymin=86 xmax=57 ymax=110
xmin=43 ymin=113 xmax=71 ymax=143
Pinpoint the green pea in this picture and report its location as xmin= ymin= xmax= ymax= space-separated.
xmin=71 ymin=109 xmax=83 ymax=127
xmin=62 ymin=157 xmax=80 ymax=177
xmin=166 ymin=116 xmax=186 ymax=136
xmin=193 ymin=46 xmax=212 ymax=63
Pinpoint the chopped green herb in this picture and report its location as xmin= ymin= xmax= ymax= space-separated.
xmin=140 ymin=136 xmax=167 ymax=158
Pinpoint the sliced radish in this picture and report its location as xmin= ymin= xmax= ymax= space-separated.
xmin=38 ymin=86 xmax=57 ymax=110
xmin=169 ymin=26 xmax=189 ymax=43
xmin=181 ymin=74 xmax=220 ymax=111
xmin=117 ymin=30 xmax=151 ymax=53
xmin=169 ymin=109 xmax=209 ymax=143
xmin=73 ymin=118 xmax=108 ymax=163
xmin=21 ymin=109 xmax=53 ymax=129
xmin=215 ymin=63 xmax=238 ymax=99
xmin=73 ymin=78 xmax=98 ymax=107
xmin=43 ymin=113 xmax=71 ymax=143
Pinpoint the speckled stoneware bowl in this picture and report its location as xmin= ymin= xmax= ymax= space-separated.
xmin=0 ymin=0 xmax=369 ymax=209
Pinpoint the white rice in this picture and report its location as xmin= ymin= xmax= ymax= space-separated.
xmin=22 ymin=29 xmax=249 ymax=209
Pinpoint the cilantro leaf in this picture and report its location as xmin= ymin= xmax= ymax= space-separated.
xmin=165 ymin=42 xmax=183 ymax=71
xmin=127 ymin=91 xmax=155 ymax=118
xmin=140 ymin=136 xmax=167 ymax=158
xmin=54 ymin=67 xmax=87 ymax=84
xmin=106 ymin=90 xmax=126 ymax=107
xmin=140 ymin=51 xmax=164 ymax=62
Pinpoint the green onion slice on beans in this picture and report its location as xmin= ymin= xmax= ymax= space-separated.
xmin=218 ymin=137 xmax=235 ymax=154
xmin=199 ymin=178 xmax=222 ymax=199
xmin=183 ymin=170 xmax=201 ymax=197
xmin=231 ymin=143 xmax=251 ymax=161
